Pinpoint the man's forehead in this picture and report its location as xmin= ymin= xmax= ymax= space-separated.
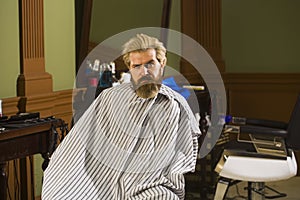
xmin=129 ymin=48 xmax=155 ymax=54
xmin=129 ymin=49 xmax=156 ymax=60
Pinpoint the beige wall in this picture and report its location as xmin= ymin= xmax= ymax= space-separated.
xmin=0 ymin=0 xmax=20 ymax=98
xmin=222 ymin=0 xmax=300 ymax=73
xmin=44 ymin=0 xmax=75 ymax=91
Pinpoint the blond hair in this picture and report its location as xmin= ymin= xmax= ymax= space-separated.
xmin=122 ymin=34 xmax=166 ymax=67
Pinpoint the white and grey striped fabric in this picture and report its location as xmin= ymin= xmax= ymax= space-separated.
xmin=42 ymin=83 xmax=201 ymax=200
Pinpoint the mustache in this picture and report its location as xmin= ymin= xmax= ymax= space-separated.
xmin=137 ymin=76 xmax=154 ymax=85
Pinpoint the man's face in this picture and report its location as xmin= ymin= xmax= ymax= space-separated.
xmin=129 ymin=48 xmax=165 ymax=99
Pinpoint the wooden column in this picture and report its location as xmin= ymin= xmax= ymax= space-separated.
xmin=17 ymin=0 xmax=55 ymax=117
xmin=75 ymin=0 xmax=93 ymax=74
xmin=17 ymin=0 xmax=53 ymax=100
xmin=181 ymin=0 xmax=225 ymax=84
xmin=181 ymin=1 xmax=225 ymax=195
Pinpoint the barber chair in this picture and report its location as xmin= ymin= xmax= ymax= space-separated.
xmin=214 ymin=95 xmax=300 ymax=200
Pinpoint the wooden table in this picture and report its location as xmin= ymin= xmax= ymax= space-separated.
xmin=0 ymin=118 xmax=67 ymax=200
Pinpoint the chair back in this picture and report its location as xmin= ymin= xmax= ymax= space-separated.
xmin=286 ymin=94 xmax=300 ymax=150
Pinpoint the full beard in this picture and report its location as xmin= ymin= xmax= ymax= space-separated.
xmin=135 ymin=83 xmax=161 ymax=99
xmin=131 ymin=75 xmax=162 ymax=99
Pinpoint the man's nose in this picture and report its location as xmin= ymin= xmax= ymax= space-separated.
xmin=140 ymin=66 xmax=149 ymax=75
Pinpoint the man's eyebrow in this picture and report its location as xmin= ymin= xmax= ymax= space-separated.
xmin=146 ymin=59 xmax=155 ymax=64
xmin=132 ymin=59 xmax=155 ymax=67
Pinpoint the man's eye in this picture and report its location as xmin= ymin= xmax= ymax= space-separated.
xmin=145 ymin=63 xmax=155 ymax=68
xmin=133 ymin=65 xmax=141 ymax=69
xmin=131 ymin=63 xmax=156 ymax=71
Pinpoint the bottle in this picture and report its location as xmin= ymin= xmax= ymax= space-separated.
xmin=110 ymin=62 xmax=120 ymax=87
xmin=101 ymin=63 xmax=112 ymax=88
xmin=93 ymin=59 xmax=100 ymax=72
xmin=86 ymin=59 xmax=100 ymax=88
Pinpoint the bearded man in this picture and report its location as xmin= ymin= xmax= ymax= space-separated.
xmin=42 ymin=33 xmax=200 ymax=200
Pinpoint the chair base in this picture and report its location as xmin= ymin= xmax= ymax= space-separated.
xmin=248 ymin=183 xmax=287 ymax=199
xmin=214 ymin=179 xmax=287 ymax=200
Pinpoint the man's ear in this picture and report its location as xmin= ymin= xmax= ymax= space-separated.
xmin=161 ymin=57 xmax=167 ymax=68
xmin=160 ymin=58 xmax=167 ymax=76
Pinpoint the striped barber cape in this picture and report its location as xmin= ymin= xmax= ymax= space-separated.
xmin=42 ymin=83 xmax=201 ymax=200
